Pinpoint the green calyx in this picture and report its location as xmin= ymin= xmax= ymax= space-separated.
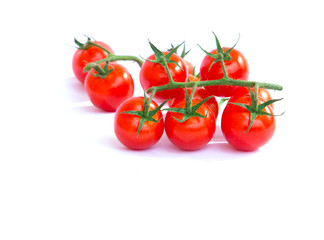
xmin=198 ymin=32 xmax=240 ymax=72
xmin=74 ymin=35 xmax=112 ymax=54
xmin=229 ymin=87 xmax=284 ymax=132
xmin=147 ymin=40 xmax=183 ymax=65
xmin=164 ymin=85 xmax=214 ymax=123
xmin=144 ymin=41 xmax=185 ymax=83
xmin=84 ymin=61 xmax=114 ymax=79
xmin=74 ymin=36 xmax=93 ymax=50
xmin=168 ymin=42 xmax=191 ymax=58
xmin=120 ymin=92 xmax=167 ymax=137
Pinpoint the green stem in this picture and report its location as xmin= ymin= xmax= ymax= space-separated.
xmin=219 ymin=54 xmax=229 ymax=79
xmin=84 ymin=54 xmax=143 ymax=72
xmin=144 ymin=89 xmax=156 ymax=118
xmin=146 ymin=78 xmax=283 ymax=94
xmin=87 ymin=63 xmax=106 ymax=75
xmin=88 ymin=41 xmax=112 ymax=54
xmin=253 ymin=83 xmax=259 ymax=111
xmin=105 ymin=54 xmax=143 ymax=67
xmin=186 ymin=83 xmax=197 ymax=114
xmin=160 ymin=56 xmax=174 ymax=83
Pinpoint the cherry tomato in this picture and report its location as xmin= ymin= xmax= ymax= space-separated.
xmin=72 ymin=41 xmax=114 ymax=84
xmin=221 ymin=94 xmax=275 ymax=151
xmin=200 ymin=48 xmax=249 ymax=97
xmin=139 ymin=51 xmax=188 ymax=102
xmin=165 ymin=99 xmax=216 ymax=151
xmin=232 ymin=87 xmax=273 ymax=108
xmin=114 ymin=97 xmax=164 ymax=150
xmin=187 ymin=73 xmax=200 ymax=82
xmin=84 ymin=62 xmax=134 ymax=112
xmin=184 ymin=59 xmax=194 ymax=75
xmin=168 ymin=76 xmax=219 ymax=118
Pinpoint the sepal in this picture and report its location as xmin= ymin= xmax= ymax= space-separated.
xmin=85 ymin=62 xmax=114 ymax=79
xmin=74 ymin=35 xmax=92 ymax=50
xmin=119 ymin=94 xmax=167 ymax=137
xmin=228 ymin=89 xmax=284 ymax=132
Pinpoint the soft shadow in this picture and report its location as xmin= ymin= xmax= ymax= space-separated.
xmin=90 ymin=110 xmax=259 ymax=161
xmin=71 ymin=104 xmax=114 ymax=114
xmin=64 ymin=76 xmax=89 ymax=102
xmin=211 ymin=127 xmax=227 ymax=143
xmin=104 ymin=132 xmax=258 ymax=161
xmin=99 ymin=134 xmax=259 ymax=161
xmin=102 ymin=135 xmax=126 ymax=150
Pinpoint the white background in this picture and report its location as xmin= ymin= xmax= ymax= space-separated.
xmin=1 ymin=0 xmax=324 ymax=239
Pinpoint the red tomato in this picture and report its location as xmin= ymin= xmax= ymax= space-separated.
xmin=184 ymin=59 xmax=194 ymax=75
xmin=200 ymin=48 xmax=249 ymax=97
xmin=232 ymin=87 xmax=273 ymax=108
xmin=168 ymin=88 xmax=219 ymax=119
xmin=221 ymin=95 xmax=275 ymax=151
xmin=168 ymin=74 xmax=218 ymax=117
xmin=187 ymin=73 xmax=200 ymax=83
xmin=114 ymin=97 xmax=164 ymax=150
xmin=72 ymin=41 xmax=114 ymax=84
xmin=139 ymin=52 xmax=188 ymax=102
xmin=165 ymin=99 xmax=216 ymax=151
xmin=84 ymin=62 xmax=134 ymax=112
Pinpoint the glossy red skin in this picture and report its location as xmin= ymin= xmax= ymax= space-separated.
xmin=85 ymin=62 xmax=134 ymax=112
xmin=221 ymin=95 xmax=275 ymax=151
xmin=168 ymin=87 xmax=219 ymax=118
xmin=140 ymin=52 xmax=188 ymax=102
xmin=165 ymin=99 xmax=216 ymax=151
xmin=72 ymin=41 xmax=114 ymax=84
xmin=200 ymin=48 xmax=249 ymax=97
xmin=114 ymin=97 xmax=164 ymax=150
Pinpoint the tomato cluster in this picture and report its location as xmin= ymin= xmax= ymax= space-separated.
xmin=72 ymin=35 xmax=281 ymax=152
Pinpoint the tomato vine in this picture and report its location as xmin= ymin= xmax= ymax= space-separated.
xmin=75 ymin=33 xmax=284 ymax=151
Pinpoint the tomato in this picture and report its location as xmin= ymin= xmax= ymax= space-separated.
xmin=72 ymin=41 xmax=114 ymax=84
xmin=221 ymin=94 xmax=275 ymax=151
xmin=232 ymin=87 xmax=273 ymax=108
xmin=168 ymin=84 xmax=219 ymax=119
xmin=114 ymin=97 xmax=164 ymax=150
xmin=139 ymin=51 xmax=188 ymax=102
xmin=184 ymin=59 xmax=194 ymax=75
xmin=187 ymin=73 xmax=200 ymax=83
xmin=166 ymin=73 xmax=200 ymax=108
xmin=200 ymin=48 xmax=249 ymax=97
xmin=84 ymin=62 xmax=134 ymax=112
xmin=165 ymin=99 xmax=216 ymax=151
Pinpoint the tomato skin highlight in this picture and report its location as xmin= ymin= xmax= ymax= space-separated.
xmin=114 ymin=97 xmax=164 ymax=150
xmin=72 ymin=41 xmax=114 ymax=84
xmin=200 ymin=48 xmax=249 ymax=97
xmin=84 ymin=62 xmax=134 ymax=112
xmin=165 ymin=99 xmax=216 ymax=151
xmin=139 ymin=52 xmax=188 ymax=102
xmin=221 ymin=95 xmax=275 ymax=151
